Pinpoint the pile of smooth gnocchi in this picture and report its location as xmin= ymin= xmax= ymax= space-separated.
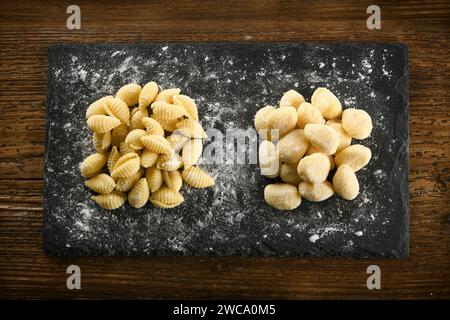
xmin=80 ymin=82 xmax=214 ymax=210
xmin=255 ymin=87 xmax=373 ymax=210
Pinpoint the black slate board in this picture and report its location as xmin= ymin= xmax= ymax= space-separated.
xmin=44 ymin=43 xmax=409 ymax=258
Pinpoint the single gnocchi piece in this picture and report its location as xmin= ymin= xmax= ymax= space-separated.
xmin=182 ymin=139 xmax=203 ymax=168
xmin=140 ymin=135 xmax=174 ymax=155
xmin=87 ymin=115 xmax=121 ymax=133
xmin=254 ymin=105 xmax=276 ymax=139
xmin=297 ymin=102 xmax=325 ymax=129
xmin=325 ymin=119 xmax=352 ymax=153
xmin=107 ymin=146 xmax=121 ymax=174
xmin=93 ymin=131 xmax=111 ymax=153
xmin=304 ymin=124 xmax=340 ymax=155
xmin=341 ymin=108 xmax=373 ymax=139
xmin=334 ymin=144 xmax=372 ymax=172
xmin=91 ymin=191 xmax=127 ymax=210
xmin=150 ymin=186 xmax=184 ymax=207
xmin=264 ymin=183 xmax=301 ymax=210
xmin=155 ymin=88 xmax=181 ymax=103
xmin=153 ymin=116 xmax=178 ymax=132
xmin=86 ymin=96 xmax=110 ymax=119
xmin=128 ymin=178 xmax=150 ymax=208
xmin=85 ymin=173 xmax=116 ymax=194
xmin=175 ymin=119 xmax=207 ymax=139
xmin=139 ymin=81 xmax=159 ymax=111
xmin=142 ymin=117 xmax=164 ymax=136
xmin=258 ymin=140 xmax=280 ymax=178
xmin=115 ymin=169 xmax=143 ymax=192
xmin=305 ymin=145 xmax=335 ymax=170
xmin=332 ymin=164 xmax=359 ymax=200
xmin=298 ymin=181 xmax=334 ymax=202
xmin=116 ymin=83 xmax=142 ymax=106
xmin=140 ymin=149 xmax=159 ymax=168
xmin=166 ymin=132 xmax=190 ymax=153
xmin=157 ymin=153 xmax=183 ymax=171
xmin=163 ymin=170 xmax=183 ymax=192
xmin=280 ymin=163 xmax=302 ymax=186
xmin=182 ymin=166 xmax=214 ymax=188
xmin=279 ymin=90 xmax=305 ymax=110
xmin=119 ymin=141 xmax=138 ymax=155
xmin=125 ymin=129 xmax=147 ymax=150
xmin=297 ymin=153 xmax=330 ymax=183
xmin=80 ymin=153 xmax=108 ymax=178
xmin=173 ymin=94 xmax=199 ymax=121
xmin=152 ymin=101 xmax=187 ymax=120
xmin=266 ymin=106 xmax=298 ymax=139
xmin=311 ymin=87 xmax=342 ymax=120
xmin=105 ymin=97 xmax=131 ymax=126
xmin=146 ymin=166 xmax=163 ymax=193
xmin=278 ymin=129 xmax=309 ymax=164
xmin=111 ymin=153 xmax=140 ymax=179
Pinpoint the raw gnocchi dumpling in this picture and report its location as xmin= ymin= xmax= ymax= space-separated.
xmin=111 ymin=153 xmax=140 ymax=179
xmin=155 ymin=88 xmax=181 ymax=103
xmin=182 ymin=166 xmax=214 ymax=188
xmin=128 ymin=178 xmax=150 ymax=208
xmin=163 ymin=170 xmax=183 ymax=192
xmin=254 ymin=105 xmax=276 ymax=139
xmin=266 ymin=106 xmax=297 ymax=138
xmin=341 ymin=108 xmax=373 ymax=139
xmin=264 ymin=183 xmax=301 ymax=210
xmin=332 ymin=164 xmax=359 ymax=200
xmin=297 ymin=153 xmax=330 ymax=183
xmin=139 ymin=81 xmax=159 ymax=111
xmin=80 ymin=153 xmax=108 ymax=178
xmin=87 ymin=115 xmax=121 ymax=133
xmin=105 ymin=97 xmax=131 ymax=126
xmin=278 ymin=129 xmax=309 ymax=164
xmin=297 ymin=102 xmax=325 ymax=129
xmin=311 ymin=87 xmax=342 ymax=120
xmin=304 ymin=124 xmax=340 ymax=155
xmin=173 ymin=95 xmax=199 ymax=121
xmin=116 ymin=83 xmax=142 ymax=106
xmin=280 ymin=163 xmax=302 ymax=186
xmin=91 ymin=191 xmax=127 ymax=210
xmin=279 ymin=90 xmax=305 ymax=110
xmin=298 ymin=181 xmax=334 ymax=202
xmin=334 ymin=144 xmax=371 ymax=172
xmin=85 ymin=173 xmax=116 ymax=194
xmin=146 ymin=166 xmax=163 ymax=193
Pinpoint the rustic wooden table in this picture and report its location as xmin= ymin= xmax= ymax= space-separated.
xmin=0 ymin=0 xmax=449 ymax=299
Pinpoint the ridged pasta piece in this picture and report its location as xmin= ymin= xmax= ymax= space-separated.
xmin=130 ymin=108 xmax=148 ymax=130
xmin=87 ymin=115 xmax=121 ymax=133
xmin=105 ymin=97 xmax=131 ymax=126
xmin=173 ymin=94 xmax=199 ymax=121
xmin=116 ymin=83 xmax=142 ymax=106
xmin=93 ymin=131 xmax=111 ymax=153
xmin=80 ymin=153 xmax=108 ymax=178
xmin=107 ymin=146 xmax=121 ymax=174
xmin=150 ymin=199 xmax=182 ymax=209
xmin=182 ymin=139 xmax=203 ymax=167
xmin=175 ymin=119 xmax=207 ymax=138
xmin=119 ymin=142 xmax=138 ymax=155
xmin=140 ymin=135 xmax=173 ymax=155
xmin=157 ymin=153 xmax=183 ymax=171
xmin=128 ymin=178 xmax=150 ymax=208
xmin=155 ymin=88 xmax=181 ymax=103
xmin=91 ymin=191 xmax=126 ymax=210
xmin=140 ymin=149 xmax=159 ymax=168
xmin=279 ymin=89 xmax=305 ymax=110
xmin=166 ymin=132 xmax=189 ymax=153
xmin=181 ymin=166 xmax=214 ymax=188
xmin=86 ymin=96 xmax=111 ymax=119
xmin=163 ymin=170 xmax=183 ymax=192
xmin=146 ymin=166 xmax=163 ymax=192
xmin=125 ymin=129 xmax=147 ymax=150
xmin=111 ymin=153 xmax=140 ymax=178
xmin=115 ymin=169 xmax=143 ymax=192
xmin=152 ymin=102 xmax=187 ymax=120
xmin=151 ymin=115 xmax=178 ymax=132
xmin=139 ymin=81 xmax=159 ymax=110
xmin=150 ymin=186 xmax=184 ymax=205
xmin=85 ymin=173 xmax=116 ymax=194
xmin=142 ymin=117 xmax=164 ymax=136
xmin=111 ymin=124 xmax=129 ymax=146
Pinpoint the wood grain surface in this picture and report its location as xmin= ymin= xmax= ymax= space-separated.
xmin=0 ymin=0 xmax=449 ymax=299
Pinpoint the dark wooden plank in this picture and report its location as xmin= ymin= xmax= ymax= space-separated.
xmin=0 ymin=0 xmax=449 ymax=299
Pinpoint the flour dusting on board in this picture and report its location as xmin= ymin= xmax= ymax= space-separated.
xmin=44 ymin=44 xmax=408 ymax=257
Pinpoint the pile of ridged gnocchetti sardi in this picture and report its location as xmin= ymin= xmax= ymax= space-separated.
xmin=255 ymin=88 xmax=373 ymax=210
xmin=81 ymin=82 xmax=214 ymax=210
